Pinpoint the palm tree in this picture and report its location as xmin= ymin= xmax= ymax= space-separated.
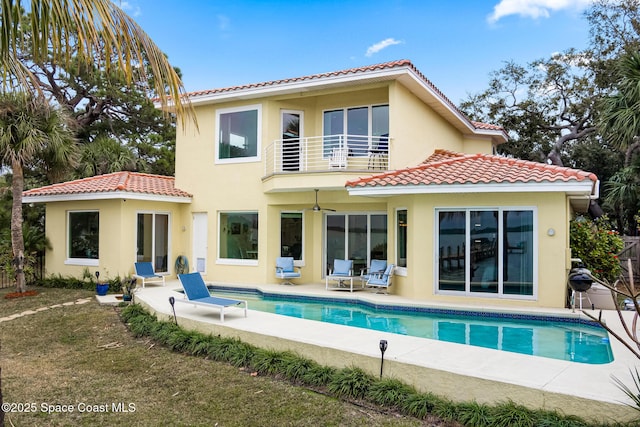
xmin=604 ymin=165 xmax=640 ymax=234
xmin=0 ymin=93 xmax=76 ymax=292
xmin=598 ymin=51 xmax=640 ymax=165
xmin=0 ymin=0 xmax=191 ymax=123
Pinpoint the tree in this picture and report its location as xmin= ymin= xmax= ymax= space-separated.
xmin=598 ymin=52 xmax=640 ymax=162
xmin=0 ymin=93 xmax=76 ymax=293
xmin=0 ymin=0 xmax=192 ymax=125
xmin=459 ymin=50 xmax=598 ymax=166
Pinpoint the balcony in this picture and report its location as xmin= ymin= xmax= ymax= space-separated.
xmin=263 ymin=134 xmax=390 ymax=177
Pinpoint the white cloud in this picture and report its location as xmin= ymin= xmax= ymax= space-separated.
xmin=365 ymin=38 xmax=403 ymax=57
xmin=487 ymin=0 xmax=593 ymax=24
xmin=117 ymin=1 xmax=141 ymax=17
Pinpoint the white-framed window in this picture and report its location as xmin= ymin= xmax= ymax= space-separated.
xmin=280 ymin=211 xmax=304 ymax=264
xmin=325 ymin=212 xmax=387 ymax=276
xmin=216 ymin=104 xmax=262 ymax=163
xmin=396 ymin=209 xmax=407 ymax=275
xmin=66 ymin=210 xmax=99 ymax=266
xmin=436 ymin=208 xmax=536 ymax=299
xmin=218 ymin=211 xmax=258 ymax=265
xmin=322 ymin=104 xmax=388 ymax=157
xmin=136 ymin=212 xmax=170 ymax=273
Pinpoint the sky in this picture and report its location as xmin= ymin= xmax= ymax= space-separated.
xmin=120 ymin=0 xmax=595 ymax=105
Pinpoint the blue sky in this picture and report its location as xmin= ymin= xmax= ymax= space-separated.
xmin=122 ymin=0 xmax=594 ymax=105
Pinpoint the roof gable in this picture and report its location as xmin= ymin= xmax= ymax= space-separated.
xmin=22 ymin=171 xmax=192 ymax=203
xmin=346 ymin=150 xmax=598 ymax=196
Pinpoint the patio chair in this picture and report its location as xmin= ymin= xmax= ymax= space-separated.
xmin=133 ymin=261 xmax=165 ymax=288
xmin=326 ymin=259 xmax=356 ymax=291
xmin=366 ymin=264 xmax=395 ymax=294
xmin=328 ymin=147 xmax=348 ymax=169
xmin=275 ymin=256 xmax=301 ymax=285
xmin=176 ymin=272 xmax=247 ymax=322
xmin=360 ymin=259 xmax=387 ymax=286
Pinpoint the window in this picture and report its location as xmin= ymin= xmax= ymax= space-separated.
xmin=68 ymin=211 xmax=99 ymax=263
xmin=323 ymin=105 xmax=388 ymax=157
xmin=437 ymin=209 xmax=535 ymax=298
xmin=137 ymin=213 xmax=170 ymax=273
xmin=396 ymin=209 xmax=407 ymax=268
xmin=216 ymin=105 xmax=261 ymax=162
xmin=280 ymin=212 xmax=303 ymax=261
xmin=219 ymin=212 xmax=258 ymax=261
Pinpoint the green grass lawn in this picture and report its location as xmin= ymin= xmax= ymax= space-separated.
xmin=0 ymin=286 xmax=441 ymax=426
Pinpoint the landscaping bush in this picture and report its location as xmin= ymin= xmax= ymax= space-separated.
xmin=367 ymin=377 xmax=415 ymax=409
xmin=570 ymin=215 xmax=624 ymax=283
xmin=328 ymin=366 xmax=374 ymax=400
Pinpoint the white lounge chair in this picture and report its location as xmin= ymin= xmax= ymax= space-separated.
xmin=176 ymin=272 xmax=247 ymax=322
xmin=133 ymin=262 xmax=165 ymax=288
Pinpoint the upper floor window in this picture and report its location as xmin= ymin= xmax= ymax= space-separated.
xmin=216 ymin=104 xmax=261 ymax=163
xmin=67 ymin=210 xmax=99 ymax=265
xmin=323 ymin=105 xmax=388 ymax=157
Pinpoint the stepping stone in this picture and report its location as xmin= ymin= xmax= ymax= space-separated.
xmin=62 ymin=301 xmax=75 ymax=306
xmin=35 ymin=307 xmax=49 ymax=312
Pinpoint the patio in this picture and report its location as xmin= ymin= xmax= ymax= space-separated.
xmin=123 ymin=280 xmax=638 ymax=424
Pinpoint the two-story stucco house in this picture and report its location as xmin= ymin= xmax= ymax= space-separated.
xmin=23 ymin=60 xmax=598 ymax=308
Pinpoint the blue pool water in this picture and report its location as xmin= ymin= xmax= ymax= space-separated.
xmin=204 ymin=287 xmax=613 ymax=364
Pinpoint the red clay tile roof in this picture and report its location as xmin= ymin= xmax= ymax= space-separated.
xmin=346 ymin=149 xmax=598 ymax=190
xmin=23 ymin=172 xmax=191 ymax=199
xmin=184 ymin=60 xmax=502 ymax=134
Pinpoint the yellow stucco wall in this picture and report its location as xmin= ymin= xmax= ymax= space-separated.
xmin=43 ymin=199 xmax=189 ymax=281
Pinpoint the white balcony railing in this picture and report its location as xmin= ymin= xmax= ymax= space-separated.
xmin=264 ymin=134 xmax=389 ymax=176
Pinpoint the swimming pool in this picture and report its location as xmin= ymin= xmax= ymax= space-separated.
xmin=200 ymin=286 xmax=613 ymax=364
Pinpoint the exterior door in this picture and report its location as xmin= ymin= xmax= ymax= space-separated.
xmin=324 ymin=213 xmax=387 ymax=276
xmin=282 ymin=111 xmax=303 ymax=171
xmin=193 ymin=212 xmax=208 ymax=273
xmin=136 ymin=212 xmax=169 ymax=273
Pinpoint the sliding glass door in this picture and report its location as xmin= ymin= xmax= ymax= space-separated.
xmin=437 ymin=209 xmax=534 ymax=297
xmin=325 ymin=213 xmax=387 ymax=275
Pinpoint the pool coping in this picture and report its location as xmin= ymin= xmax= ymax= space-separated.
xmin=131 ymin=281 xmax=639 ymax=424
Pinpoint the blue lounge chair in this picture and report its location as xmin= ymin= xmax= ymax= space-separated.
xmin=176 ymin=272 xmax=247 ymax=322
xmin=275 ymin=256 xmax=301 ymax=285
xmin=366 ymin=264 xmax=395 ymax=294
xmin=326 ymin=259 xmax=358 ymax=291
xmin=133 ymin=262 xmax=165 ymax=288
xmin=360 ymin=259 xmax=387 ymax=285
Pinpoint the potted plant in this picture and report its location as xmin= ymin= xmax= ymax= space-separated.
xmin=95 ymin=271 xmax=109 ymax=296
xmin=123 ymin=278 xmax=136 ymax=302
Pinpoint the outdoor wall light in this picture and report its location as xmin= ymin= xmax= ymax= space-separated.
xmin=379 ymin=339 xmax=388 ymax=378
xmin=547 ymin=228 xmax=556 ymax=236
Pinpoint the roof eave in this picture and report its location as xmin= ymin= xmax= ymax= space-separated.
xmin=346 ymin=181 xmax=596 ymax=197
xmin=22 ymin=191 xmax=192 ymax=204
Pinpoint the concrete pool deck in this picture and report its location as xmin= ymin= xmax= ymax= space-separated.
xmin=123 ymin=280 xmax=639 ymax=424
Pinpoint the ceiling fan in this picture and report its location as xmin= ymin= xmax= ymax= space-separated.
xmin=308 ymin=189 xmax=335 ymax=212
